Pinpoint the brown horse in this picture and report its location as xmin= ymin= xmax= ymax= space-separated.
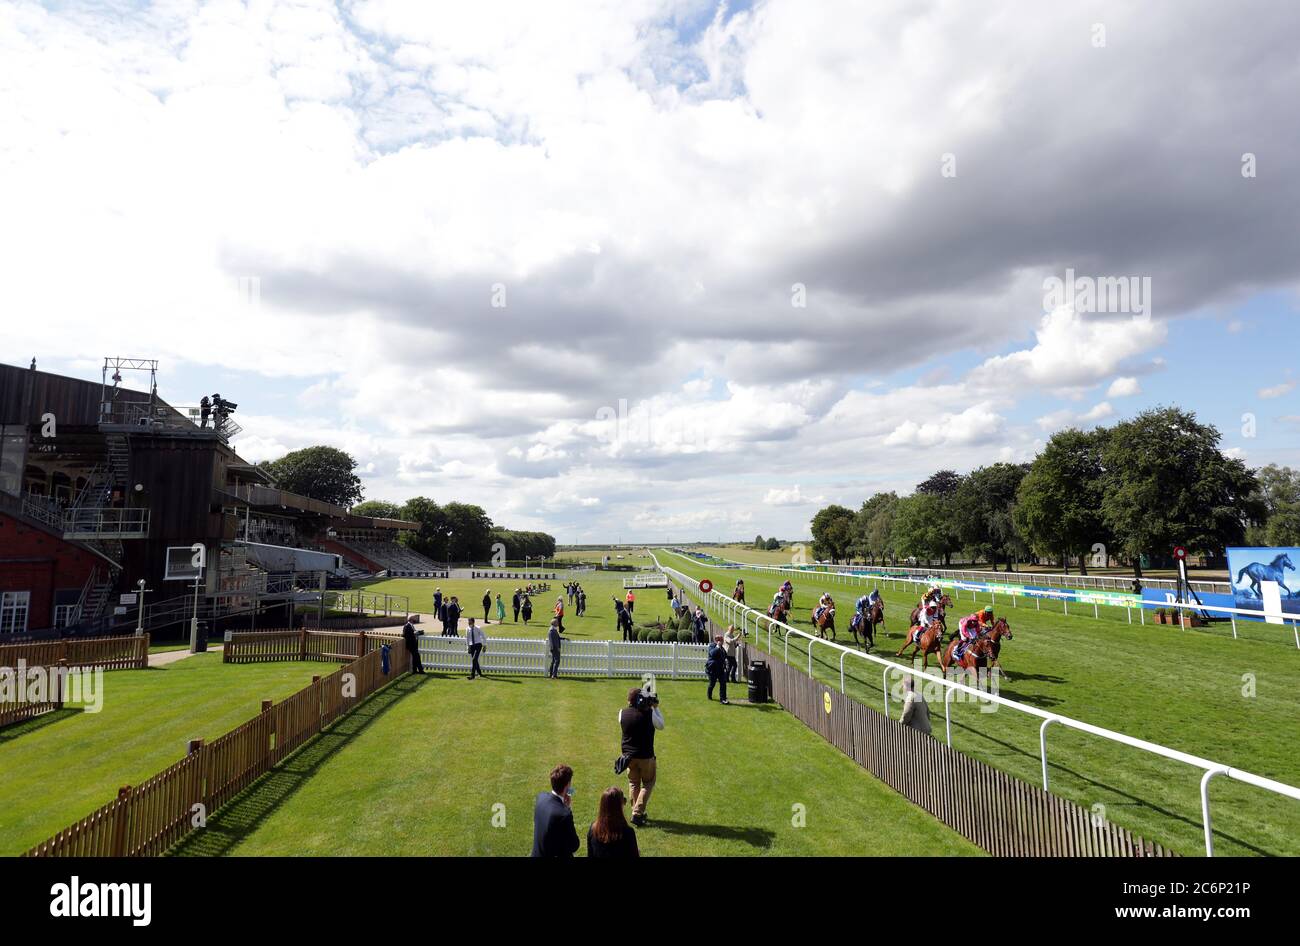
xmin=909 ymin=594 xmax=952 ymax=630
xmin=812 ymin=603 xmax=836 ymax=641
xmin=939 ymin=635 xmax=996 ymax=686
xmin=849 ymin=600 xmax=885 ymax=650
xmin=895 ymin=621 xmax=945 ymax=670
xmin=984 ymin=618 xmax=1013 ymax=678
xmin=766 ymin=598 xmax=790 ymax=635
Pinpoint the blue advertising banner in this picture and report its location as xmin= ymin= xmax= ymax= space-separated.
xmin=1227 ymin=547 xmax=1300 ymax=617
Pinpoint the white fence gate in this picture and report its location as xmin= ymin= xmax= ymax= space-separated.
xmin=415 ymin=635 xmax=708 ymax=678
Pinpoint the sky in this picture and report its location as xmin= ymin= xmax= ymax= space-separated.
xmin=1 ymin=0 xmax=1298 ymax=543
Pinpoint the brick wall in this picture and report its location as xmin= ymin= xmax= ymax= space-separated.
xmin=0 ymin=512 xmax=98 ymax=631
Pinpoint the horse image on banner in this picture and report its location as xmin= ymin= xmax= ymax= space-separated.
xmin=1227 ymin=547 xmax=1300 ymax=619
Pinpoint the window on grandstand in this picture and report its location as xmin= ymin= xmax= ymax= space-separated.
xmin=1 ymin=591 xmax=31 ymax=634
xmin=54 ymin=603 xmax=79 ymax=628
xmin=0 ymin=425 xmax=27 ymax=497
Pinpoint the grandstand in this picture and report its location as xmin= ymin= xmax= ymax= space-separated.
xmin=0 ymin=358 xmax=420 ymax=638
xmin=323 ymin=529 xmax=444 ymax=578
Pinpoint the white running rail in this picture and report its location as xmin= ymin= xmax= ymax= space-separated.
xmin=653 ymin=553 xmax=1300 ymax=857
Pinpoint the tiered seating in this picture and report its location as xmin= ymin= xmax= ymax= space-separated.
xmin=339 ymin=539 xmax=442 ymax=578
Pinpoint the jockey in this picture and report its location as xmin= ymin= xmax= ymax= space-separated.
xmin=957 ymin=606 xmax=995 ymax=644
xmin=856 ymin=588 xmax=882 ymax=615
xmin=918 ymin=601 xmax=939 ymax=629
xmin=923 ymin=584 xmax=943 ymax=608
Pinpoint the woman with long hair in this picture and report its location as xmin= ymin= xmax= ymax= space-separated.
xmin=586 ymin=787 xmax=639 ymax=858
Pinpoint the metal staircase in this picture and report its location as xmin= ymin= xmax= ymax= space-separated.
xmin=61 ymin=436 xmax=149 ymax=541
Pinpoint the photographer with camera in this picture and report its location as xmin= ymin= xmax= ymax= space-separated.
xmin=616 ymin=686 xmax=665 ymax=826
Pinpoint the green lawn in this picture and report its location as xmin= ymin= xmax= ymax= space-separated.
xmin=656 ymin=549 xmax=1300 ymax=856
xmin=172 ymin=673 xmax=981 ymax=857
xmin=0 ymin=654 xmax=341 ymax=855
xmin=357 ymin=572 xmax=679 ymax=641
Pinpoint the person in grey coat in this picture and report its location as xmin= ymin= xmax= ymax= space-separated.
xmin=547 ymin=619 xmax=565 ymax=678
xmin=900 ymin=675 xmax=931 ymax=735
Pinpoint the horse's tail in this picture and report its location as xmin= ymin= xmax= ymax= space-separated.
xmin=1236 ymin=566 xmax=1251 ymax=584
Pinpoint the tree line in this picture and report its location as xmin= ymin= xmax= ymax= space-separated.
xmin=258 ymin=446 xmax=556 ymax=562
xmin=808 ymin=407 xmax=1296 ymax=577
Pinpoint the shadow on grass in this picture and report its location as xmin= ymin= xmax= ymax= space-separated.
xmin=167 ymin=673 xmax=429 ymax=857
xmin=0 ymin=707 xmax=82 ymax=743
xmin=647 ymin=819 xmax=775 ymax=849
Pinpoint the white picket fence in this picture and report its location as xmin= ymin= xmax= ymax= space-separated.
xmin=415 ymin=634 xmax=709 ymax=678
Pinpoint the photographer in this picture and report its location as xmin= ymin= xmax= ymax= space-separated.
xmin=617 ymin=687 xmax=665 ymax=827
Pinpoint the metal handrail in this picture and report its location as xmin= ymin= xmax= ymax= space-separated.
xmin=653 ymin=554 xmax=1300 ymax=857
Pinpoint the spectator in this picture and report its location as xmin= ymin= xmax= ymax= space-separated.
xmin=625 ymin=589 xmax=635 ymax=615
xmin=577 ymin=586 xmax=587 ymax=617
xmin=553 ymin=596 xmax=565 ymax=633
xmin=693 ymin=606 xmax=709 ymax=644
xmin=438 ymin=599 xmax=449 ymax=636
xmin=445 ymin=596 xmax=462 ymax=637
xmin=900 ymin=675 xmax=931 ymax=735
xmin=530 ymin=764 xmax=579 ymax=858
xmin=615 ymin=600 xmax=633 ymax=642
xmin=706 ymin=634 xmax=729 ymax=704
xmin=482 ymin=590 xmax=492 ymax=624
xmin=512 ymin=588 xmax=522 ymax=623
xmin=618 ymin=688 xmax=664 ymax=827
xmin=586 ymin=787 xmax=639 ymax=859
xmin=401 ymin=614 xmax=424 ymax=675
xmin=547 ymin=619 xmax=565 ymax=678
xmin=433 ymin=588 xmax=444 ymax=620
xmin=466 ymin=618 xmax=486 ymax=679
xmin=521 ymin=595 xmax=534 ymax=625
xmin=496 ymin=592 xmax=507 ymax=623
xmin=665 ymin=585 xmax=674 ymax=608
xmin=723 ymin=624 xmax=742 ymax=683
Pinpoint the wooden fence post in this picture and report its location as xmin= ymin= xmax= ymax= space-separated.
xmin=358 ymin=630 xmax=367 ymax=658
xmin=55 ymin=658 xmax=67 ymax=709
xmin=299 ymin=628 xmax=307 ymax=661
xmin=110 ymin=785 xmax=133 ymax=857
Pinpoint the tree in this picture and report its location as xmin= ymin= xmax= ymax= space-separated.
xmin=764 ymin=536 xmax=780 ymax=550
xmin=892 ymin=494 xmax=960 ymax=565
xmin=1014 ymin=428 xmax=1111 ymax=574
xmin=1266 ymin=504 xmax=1300 ymax=547
xmin=916 ymin=470 xmax=964 ymax=498
xmin=852 ymin=492 xmax=899 ymax=563
xmin=1100 ymin=407 xmax=1264 ymax=577
xmin=810 ymin=505 xmax=856 ymax=561
xmin=400 ymin=497 xmax=450 ymax=561
xmin=954 ymin=464 xmax=1029 ymax=570
xmin=260 ymin=446 xmax=363 ymax=508
xmin=351 ymin=499 xmax=403 ymax=520
xmin=754 ymin=534 xmax=765 ymax=549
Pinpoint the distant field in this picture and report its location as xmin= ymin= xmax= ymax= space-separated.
xmin=656 ymin=549 xmax=1300 ymax=856
xmin=174 ymin=675 xmax=981 ymax=857
xmin=554 ymin=547 xmax=656 ymax=568
xmin=357 ymin=573 xmax=678 ymax=640
xmin=0 ymin=654 xmax=340 ymax=855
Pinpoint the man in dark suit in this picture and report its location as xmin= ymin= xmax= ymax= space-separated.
xmin=512 ymin=589 xmax=522 ymax=622
xmin=530 ymin=764 xmax=579 ymax=857
xmin=445 ymin=596 xmax=462 ymax=636
xmin=546 ymin=619 xmax=564 ymax=678
xmin=401 ymin=615 xmax=424 ymax=674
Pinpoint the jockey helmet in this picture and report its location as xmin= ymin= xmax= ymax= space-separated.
xmin=982 ymin=606 xmax=993 ymax=617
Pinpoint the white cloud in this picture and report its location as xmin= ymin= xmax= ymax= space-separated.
xmin=1258 ymin=381 xmax=1295 ymax=400
xmin=762 ymin=485 xmax=826 ymax=507
xmin=1107 ymin=377 xmax=1142 ymax=398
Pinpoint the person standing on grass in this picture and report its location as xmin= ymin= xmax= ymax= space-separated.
xmin=482 ymin=590 xmax=492 ymax=624
xmin=401 ymin=615 xmax=424 ymax=674
xmin=706 ymin=634 xmax=729 ymax=704
xmin=577 ymin=585 xmax=587 ymax=617
xmin=496 ymin=592 xmax=506 ymax=623
xmin=693 ymin=606 xmax=709 ymax=644
xmin=723 ymin=624 xmax=742 ymax=683
xmin=446 ymin=596 xmax=462 ymax=636
xmin=586 ymin=787 xmax=639 ymax=858
xmin=466 ymin=618 xmax=486 ymax=679
xmin=553 ymin=596 xmax=565 ymax=633
xmin=531 ymin=764 xmax=579 ymax=858
xmin=547 ymin=619 xmax=565 ymax=678
xmin=618 ymin=688 xmax=664 ymax=827
xmin=512 ymin=588 xmax=522 ymax=622
xmin=438 ymin=598 xmax=449 ymax=636
xmin=433 ymin=588 xmax=443 ymax=621
xmin=522 ymin=595 xmax=533 ymax=625
xmin=625 ymin=589 xmax=635 ymax=616
xmin=900 ymin=675 xmax=931 ymax=735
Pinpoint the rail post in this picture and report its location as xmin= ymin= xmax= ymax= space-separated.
xmin=1039 ymin=718 xmax=1057 ymax=791
xmin=944 ymin=687 xmax=955 ymax=747
xmin=1201 ymin=768 xmax=1228 ymax=857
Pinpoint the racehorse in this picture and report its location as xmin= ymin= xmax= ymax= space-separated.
xmin=895 ymin=621 xmax=945 ymax=671
xmin=908 ymin=594 xmax=951 ymax=634
xmin=812 ymin=604 xmax=836 ymax=641
xmin=732 ymin=581 xmax=746 ymax=604
xmin=1236 ymin=553 xmax=1295 ymax=599
xmin=984 ymin=618 xmax=1013 ymax=679
xmin=939 ymin=635 xmax=996 ymax=686
xmin=766 ymin=598 xmax=790 ymax=636
xmin=849 ymin=599 xmax=885 ymax=650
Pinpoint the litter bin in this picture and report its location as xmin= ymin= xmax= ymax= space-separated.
xmin=747 ymin=660 xmax=770 ymax=704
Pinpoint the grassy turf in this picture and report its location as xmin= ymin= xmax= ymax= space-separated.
xmin=0 ymin=654 xmax=341 ymax=855
xmin=656 ymin=549 xmax=1300 ymax=856
xmin=172 ymin=673 xmax=981 ymax=857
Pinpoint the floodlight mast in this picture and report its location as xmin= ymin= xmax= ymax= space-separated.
xmin=100 ymin=357 xmax=159 ymax=422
